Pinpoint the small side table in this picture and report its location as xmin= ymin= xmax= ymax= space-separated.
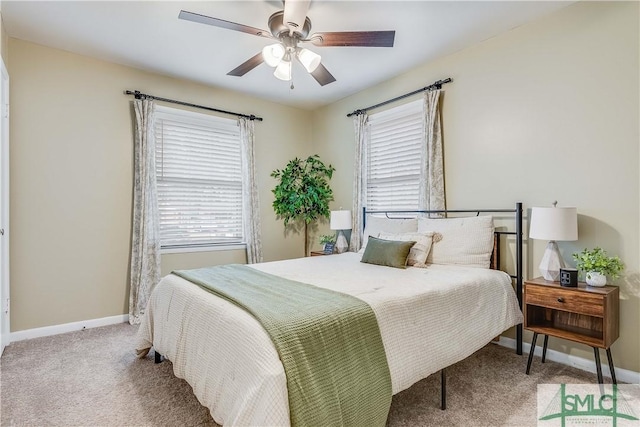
xmin=523 ymin=277 xmax=619 ymax=384
xmin=310 ymin=251 xmax=332 ymax=256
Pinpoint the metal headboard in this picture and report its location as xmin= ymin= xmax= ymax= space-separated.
xmin=362 ymin=202 xmax=524 ymax=355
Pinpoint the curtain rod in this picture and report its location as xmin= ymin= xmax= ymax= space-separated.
xmin=346 ymin=77 xmax=452 ymax=117
xmin=124 ymin=90 xmax=263 ymax=121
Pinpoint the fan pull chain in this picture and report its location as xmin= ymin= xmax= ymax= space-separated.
xmin=289 ymin=60 xmax=295 ymax=90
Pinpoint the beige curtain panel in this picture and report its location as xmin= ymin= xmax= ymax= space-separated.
xmin=239 ymin=118 xmax=263 ymax=264
xmin=129 ymin=99 xmax=161 ymax=325
xmin=349 ymin=113 xmax=369 ymax=252
xmin=420 ymin=90 xmax=445 ymax=214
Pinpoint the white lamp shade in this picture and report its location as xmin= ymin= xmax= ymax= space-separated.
xmin=273 ymin=59 xmax=292 ymax=81
xmin=262 ymin=43 xmax=285 ymax=67
xmin=297 ymin=48 xmax=321 ymax=73
xmin=529 ymin=207 xmax=578 ymax=241
xmin=330 ymin=210 xmax=352 ymax=230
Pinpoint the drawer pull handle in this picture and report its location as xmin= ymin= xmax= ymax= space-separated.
xmin=557 ymin=297 xmax=565 ymax=303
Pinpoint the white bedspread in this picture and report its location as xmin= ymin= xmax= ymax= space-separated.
xmin=136 ymin=253 xmax=523 ymax=426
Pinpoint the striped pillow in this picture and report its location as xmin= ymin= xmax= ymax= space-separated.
xmin=377 ymin=231 xmax=435 ymax=267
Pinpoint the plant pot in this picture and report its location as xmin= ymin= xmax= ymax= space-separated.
xmin=323 ymin=243 xmax=335 ymax=254
xmin=586 ymin=271 xmax=607 ymax=287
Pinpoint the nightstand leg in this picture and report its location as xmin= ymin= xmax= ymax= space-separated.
xmin=541 ymin=335 xmax=549 ymax=363
xmin=593 ymin=347 xmax=603 ymax=384
xmin=606 ymin=348 xmax=617 ymax=385
xmin=440 ymin=368 xmax=446 ymax=410
xmin=526 ymin=332 xmax=538 ymax=375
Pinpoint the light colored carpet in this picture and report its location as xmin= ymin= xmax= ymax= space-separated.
xmin=0 ymin=323 xmax=603 ymax=426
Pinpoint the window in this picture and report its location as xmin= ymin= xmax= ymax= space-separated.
xmin=154 ymin=106 xmax=243 ymax=250
xmin=366 ymin=99 xmax=424 ymax=211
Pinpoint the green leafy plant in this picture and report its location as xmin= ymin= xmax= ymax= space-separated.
xmin=572 ymin=247 xmax=624 ymax=279
xmin=271 ymin=155 xmax=335 ymax=256
xmin=319 ymin=234 xmax=337 ymax=245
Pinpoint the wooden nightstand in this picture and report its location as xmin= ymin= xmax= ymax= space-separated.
xmin=310 ymin=251 xmax=332 ymax=256
xmin=524 ymin=277 xmax=619 ymax=383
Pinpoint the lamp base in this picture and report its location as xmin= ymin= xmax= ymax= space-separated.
xmin=539 ymin=241 xmax=566 ymax=281
xmin=335 ymin=230 xmax=348 ymax=254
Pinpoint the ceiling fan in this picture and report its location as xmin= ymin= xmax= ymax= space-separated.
xmin=178 ymin=0 xmax=395 ymax=86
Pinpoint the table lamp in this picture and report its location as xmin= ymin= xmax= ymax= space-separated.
xmin=529 ymin=202 xmax=578 ymax=281
xmin=330 ymin=210 xmax=352 ymax=254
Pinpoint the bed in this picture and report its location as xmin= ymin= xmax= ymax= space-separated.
xmin=136 ymin=204 xmax=524 ymax=426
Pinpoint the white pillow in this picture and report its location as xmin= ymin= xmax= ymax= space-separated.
xmin=359 ymin=216 xmax=418 ymax=253
xmin=418 ymin=215 xmax=494 ymax=268
xmin=377 ymin=231 xmax=435 ymax=267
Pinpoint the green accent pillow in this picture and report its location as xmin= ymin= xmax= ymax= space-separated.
xmin=360 ymin=236 xmax=416 ymax=269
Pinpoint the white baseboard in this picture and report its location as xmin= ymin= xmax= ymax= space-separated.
xmin=9 ymin=314 xmax=129 ymax=343
xmin=497 ymin=336 xmax=640 ymax=384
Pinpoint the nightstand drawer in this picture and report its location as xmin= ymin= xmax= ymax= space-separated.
xmin=525 ymin=285 xmax=604 ymax=317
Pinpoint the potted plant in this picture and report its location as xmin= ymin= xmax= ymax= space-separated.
xmin=319 ymin=234 xmax=337 ymax=254
xmin=572 ymin=247 xmax=624 ymax=287
xmin=271 ymin=155 xmax=335 ymax=256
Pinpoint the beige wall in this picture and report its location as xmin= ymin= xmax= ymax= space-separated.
xmin=8 ymin=39 xmax=313 ymax=331
xmin=313 ymin=1 xmax=639 ymax=372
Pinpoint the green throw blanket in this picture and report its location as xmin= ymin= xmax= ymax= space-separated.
xmin=173 ymin=264 xmax=392 ymax=427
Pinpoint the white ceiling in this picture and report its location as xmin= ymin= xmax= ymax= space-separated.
xmin=2 ymin=1 xmax=573 ymax=109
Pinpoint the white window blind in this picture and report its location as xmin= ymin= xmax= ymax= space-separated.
xmin=154 ymin=106 xmax=243 ymax=249
xmin=366 ymin=99 xmax=424 ymax=211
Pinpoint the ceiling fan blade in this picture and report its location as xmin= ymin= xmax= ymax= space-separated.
xmin=310 ymin=63 xmax=336 ymax=86
xmin=308 ymin=31 xmax=395 ymax=47
xmin=283 ymin=0 xmax=311 ymax=33
xmin=227 ymin=53 xmax=265 ymax=77
xmin=179 ymin=10 xmax=272 ymax=39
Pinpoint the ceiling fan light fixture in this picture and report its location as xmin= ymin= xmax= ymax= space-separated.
xmin=297 ymin=48 xmax=321 ymax=73
xmin=274 ymin=59 xmax=292 ymax=81
xmin=262 ymin=43 xmax=285 ymax=67
xmin=180 ymin=2 xmax=394 ymax=86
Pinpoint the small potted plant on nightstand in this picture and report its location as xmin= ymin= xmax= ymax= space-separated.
xmin=319 ymin=234 xmax=336 ymax=254
xmin=572 ymin=247 xmax=624 ymax=287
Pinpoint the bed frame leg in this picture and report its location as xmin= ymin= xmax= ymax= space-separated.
xmin=440 ymin=368 xmax=446 ymax=410
xmin=154 ymin=350 xmax=163 ymax=364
